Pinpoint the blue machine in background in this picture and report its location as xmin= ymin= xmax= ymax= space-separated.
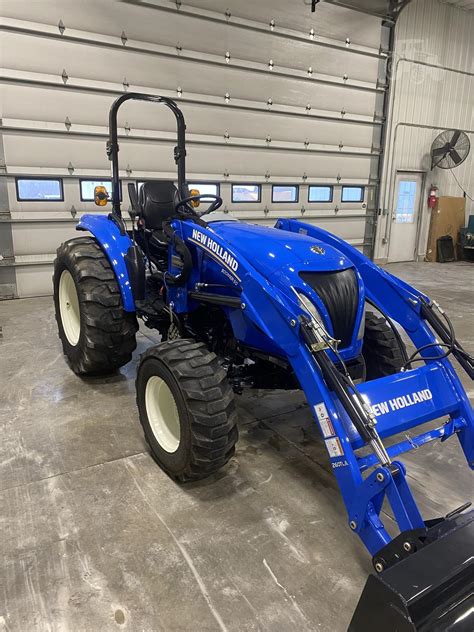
xmin=54 ymin=94 xmax=474 ymax=631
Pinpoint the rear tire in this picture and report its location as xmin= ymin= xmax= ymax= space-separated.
xmin=136 ymin=339 xmax=238 ymax=481
xmin=362 ymin=312 xmax=406 ymax=379
xmin=53 ymin=236 xmax=138 ymax=375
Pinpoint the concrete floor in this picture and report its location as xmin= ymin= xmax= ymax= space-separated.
xmin=0 ymin=261 xmax=473 ymax=632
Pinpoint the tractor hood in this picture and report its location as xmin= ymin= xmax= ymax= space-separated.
xmin=210 ymin=221 xmax=353 ymax=280
xmin=209 ymin=222 xmax=362 ymax=353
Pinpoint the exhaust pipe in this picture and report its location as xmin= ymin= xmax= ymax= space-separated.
xmin=349 ymin=509 xmax=474 ymax=631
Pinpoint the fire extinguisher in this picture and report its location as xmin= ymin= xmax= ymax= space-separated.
xmin=428 ymin=184 xmax=438 ymax=209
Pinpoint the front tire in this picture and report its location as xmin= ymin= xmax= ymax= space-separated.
xmin=53 ymin=236 xmax=138 ymax=374
xmin=136 ymin=339 xmax=238 ymax=481
xmin=362 ymin=311 xmax=406 ymax=379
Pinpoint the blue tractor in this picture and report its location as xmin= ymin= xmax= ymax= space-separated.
xmin=53 ymin=93 xmax=474 ymax=630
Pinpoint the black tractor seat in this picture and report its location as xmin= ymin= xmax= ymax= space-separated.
xmin=138 ymin=181 xmax=180 ymax=230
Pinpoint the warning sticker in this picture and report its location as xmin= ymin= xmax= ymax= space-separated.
xmin=314 ymin=403 xmax=335 ymax=438
xmin=325 ymin=437 xmax=345 ymax=458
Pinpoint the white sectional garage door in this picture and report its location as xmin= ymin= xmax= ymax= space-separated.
xmin=0 ymin=0 xmax=388 ymax=298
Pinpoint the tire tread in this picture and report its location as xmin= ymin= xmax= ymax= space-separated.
xmin=54 ymin=236 xmax=138 ymax=374
xmin=137 ymin=339 xmax=238 ymax=481
xmin=363 ymin=312 xmax=404 ymax=379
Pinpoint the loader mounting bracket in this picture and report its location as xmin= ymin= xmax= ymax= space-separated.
xmin=373 ymin=501 xmax=473 ymax=572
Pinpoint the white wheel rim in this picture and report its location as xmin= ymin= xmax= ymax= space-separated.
xmin=145 ymin=375 xmax=181 ymax=453
xmin=59 ymin=269 xmax=81 ymax=346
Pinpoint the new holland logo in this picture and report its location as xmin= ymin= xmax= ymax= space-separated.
xmin=311 ymin=245 xmax=325 ymax=255
xmin=370 ymin=389 xmax=433 ymax=417
xmin=188 ymin=229 xmax=241 ymax=280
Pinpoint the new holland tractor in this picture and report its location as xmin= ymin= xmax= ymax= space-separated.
xmin=53 ymin=93 xmax=474 ymax=630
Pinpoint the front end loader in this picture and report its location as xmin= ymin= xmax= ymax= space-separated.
xmin=53 ymin=93 xmax=474 ymax=630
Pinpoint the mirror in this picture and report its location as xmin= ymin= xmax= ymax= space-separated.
xmin=94 ymin=185 xmax=109 ymax=206
xmin=189 ymin=188 xmax=201 ymax=208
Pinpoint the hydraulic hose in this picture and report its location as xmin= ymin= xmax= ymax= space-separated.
xmin=420 ymin=300 xmax=474 ymax=378
xmin=300 ymin=316 xmax=391 ymax=466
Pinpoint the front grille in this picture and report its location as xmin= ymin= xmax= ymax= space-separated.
xmin=299 ymin=268 xmax=359 ymax=347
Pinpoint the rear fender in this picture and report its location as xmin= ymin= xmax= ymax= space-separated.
xmin=76 ymin=214 xmax=135 ymax=312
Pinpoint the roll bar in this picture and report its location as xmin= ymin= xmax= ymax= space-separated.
xmin=106 ymin=92 xmax=187 ymax=217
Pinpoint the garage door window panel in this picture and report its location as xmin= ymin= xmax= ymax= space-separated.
xmin=308 ymin=186 xmax=333 ymax=202
xmin=189 ymin=183 xmax=220 ymax=199
xmin=16 ymin=178 xmax=64 ymax=202
xmin=272 ymin=185 xmax=299 ymax=203
xmin=80 ymin=179 xmax=121 ymax=202
xmin=341 ymin=186 xmax=365 ymax=203
xmin=232 ymin=184 xmax=261 ymax=203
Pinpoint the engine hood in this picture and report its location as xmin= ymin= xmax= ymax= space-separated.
xmin=209 ymin=221 xmax=353 ymax=280
xmin=208 ymin=220 xmax=363 ymax=357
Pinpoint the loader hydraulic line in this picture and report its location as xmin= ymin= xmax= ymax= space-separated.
xmin=299 ymin=316 xmax=392 ymax=466
xmin=420 ymin=298 xmax=474 ymax=378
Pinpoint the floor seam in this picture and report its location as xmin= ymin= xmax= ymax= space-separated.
xmin=0 ymin=404 xmax=307 ymax=495
xmin=0 ymin=450 xmax=147 ymax=494
xmin=259 ymin=419 xmax=333 ymax=480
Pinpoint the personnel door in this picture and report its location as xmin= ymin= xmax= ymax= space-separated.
xmin=388 ymin=172 xmax=424 ymax=262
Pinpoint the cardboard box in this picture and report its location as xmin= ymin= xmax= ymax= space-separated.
xmin=425 ymin=196 xmax=466 ymax=262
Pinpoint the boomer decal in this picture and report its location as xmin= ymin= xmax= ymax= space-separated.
xmin=188 ymin=229 xmax=240 ymax=279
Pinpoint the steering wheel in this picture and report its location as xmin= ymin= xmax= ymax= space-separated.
xmin=175 ymin=194 xmax=223 ymax=216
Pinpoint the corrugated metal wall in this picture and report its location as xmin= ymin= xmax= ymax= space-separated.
xmin=0 ymin=0 xmax=387 ymax=298
xmin=375 ymin=0 xmax=474 ymax=261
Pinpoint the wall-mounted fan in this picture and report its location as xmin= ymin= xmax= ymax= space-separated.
xmin=430 ymin=129 xmax=470 ymax=170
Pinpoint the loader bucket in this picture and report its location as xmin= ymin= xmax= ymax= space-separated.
xmin=349 ymin=510 xmax=474 ymax=631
